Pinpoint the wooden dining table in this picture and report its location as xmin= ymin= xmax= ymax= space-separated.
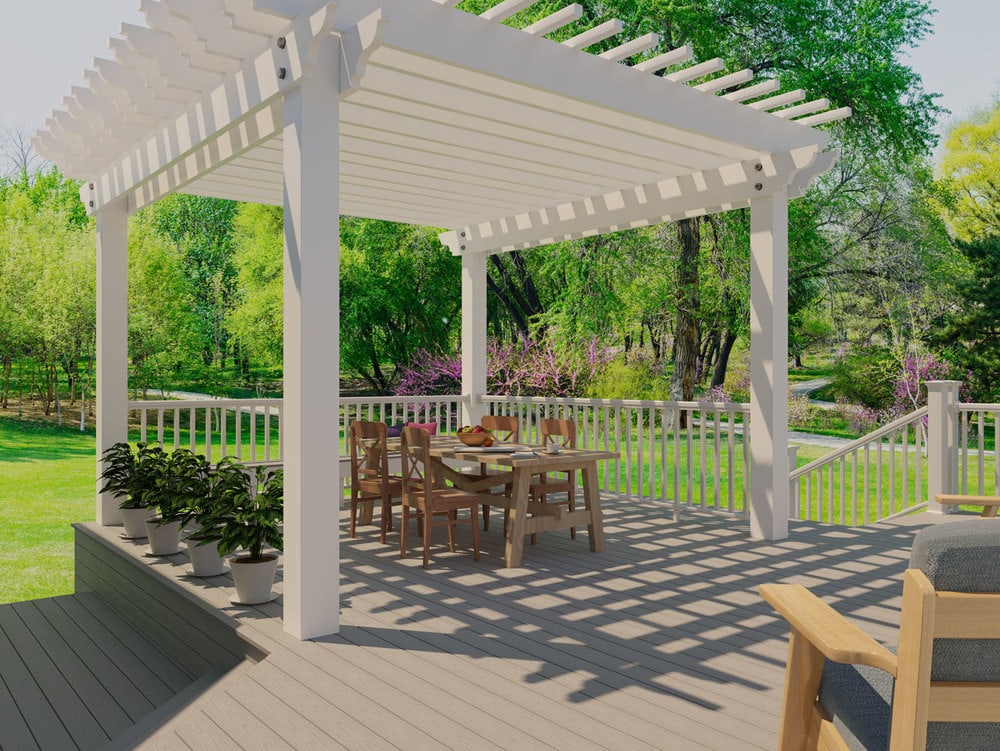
xmin=419 ymin=436 xmax=618 ymax=567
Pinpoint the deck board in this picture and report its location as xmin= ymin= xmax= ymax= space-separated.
xmin=62 ymin=500 xmax=971 ymax=750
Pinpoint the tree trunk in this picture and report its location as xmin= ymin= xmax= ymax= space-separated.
xmin=671 ymin=218 xmax=701 ymax=421
xmin=711 ymin=330 xmax=738 ymax=389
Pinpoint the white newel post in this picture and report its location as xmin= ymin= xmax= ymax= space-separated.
xmin=95 ymin=199 xmax=129 ymax=525
xmin=461 ymin=251 xmax=488 ymax=426
xmin=926 ymin=380 xmax=961 ymax=513
xmin=281 ymin=33 xmax=342 ymax=639
xmin=749 ymin=191 xmax=789 ymax=540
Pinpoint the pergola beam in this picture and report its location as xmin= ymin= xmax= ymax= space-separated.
xmin=441 ymin=147 xmax=822 ymax=254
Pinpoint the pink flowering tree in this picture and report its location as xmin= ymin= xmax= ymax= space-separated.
xmin=395 ymin=338 xmax=610 ymax=398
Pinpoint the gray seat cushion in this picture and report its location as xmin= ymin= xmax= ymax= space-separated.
xmin=817 ymin=521 xmax=1000 ymax=750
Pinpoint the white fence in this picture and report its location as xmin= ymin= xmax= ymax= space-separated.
xmin=485 ymin=395 xmax=751 ymax=515
xmin=129 ymin=381 xmax=995 ymax=528
xmin=128 ymin=399 xmax=282 ymax=462
xmin=788 ymin=408 xmax=928 ymax=525
xmin=956 ymin=404 xmax=1000 ymax=496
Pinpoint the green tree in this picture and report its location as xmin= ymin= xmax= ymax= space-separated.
xmin=929 ymin=235 xmax=1000 ymax=400
xmin=127 ymin=212 xmax=202 ymax=397
xmin=937 ymin=101 xmax=1000 ymax=242
xmin=340 ymin=218 xmax=460 ymax=392
xmin=227 ymin=204 xmax=285 ymax=374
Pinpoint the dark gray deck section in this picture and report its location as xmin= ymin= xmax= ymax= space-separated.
xmin=0 ymin=592 xmax=199 ymax=750
xmin=14 ymin=499 xmax=972 ymax=750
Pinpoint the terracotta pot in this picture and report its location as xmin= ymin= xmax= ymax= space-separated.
xmin=230 ymin=554 xmax=279 ymax=604
xmin=145 ymin=518 xmax=182 ymax=556
xmin=187 ymin=538 xmax=226 ymax=577
xmin=119 ymin=507 xmax=154 ymax=539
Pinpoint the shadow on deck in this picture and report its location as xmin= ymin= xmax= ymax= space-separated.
xmin=4 ymin=498 xmax=969 ymax=750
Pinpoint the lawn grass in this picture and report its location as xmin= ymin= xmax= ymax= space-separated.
xmin=0 ymin=417 xmax=95 ymax=604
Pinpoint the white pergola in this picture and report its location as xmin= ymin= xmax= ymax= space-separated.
xmin=37 ymin=0 xmax=849 ymax=640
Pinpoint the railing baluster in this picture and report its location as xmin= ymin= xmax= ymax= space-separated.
xmin=727 ymin=407 xmax=736 ymax=514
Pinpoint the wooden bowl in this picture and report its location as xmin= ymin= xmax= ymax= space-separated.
xmin=457 ymin=431 xmax=490 ymax=446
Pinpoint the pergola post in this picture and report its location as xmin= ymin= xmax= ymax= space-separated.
xmin=95 ymin=199 xmax=129 ymax=526
xmin=281 ymin=35 xmax=342 ymax=640
xmin=461 ymin=251 xmax=488 ymax=425
xmin=749 ymin=190 xmax=789 ymax=540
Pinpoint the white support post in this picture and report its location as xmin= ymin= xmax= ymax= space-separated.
xmin=748 ymin=191 xmax=789 ymax=540
xmin=95 ymin=199 xmax=129 ymax=525
xmin=461 ymin=251 xmax=488 ymax=425
xmin=281 ymin=34 xmax=342 ymax=640
xmin=926 ymin=380 xmax=961 ymax=513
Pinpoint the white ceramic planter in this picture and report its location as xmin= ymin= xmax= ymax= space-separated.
xmin=144 ymin=518 xmax=182 ymax=555
xmin=230 ymin=555 xmax=279 ymax=604
xmin=119 ymin=507 xmax=154 ymax=539
xmin=187 ymin=538 xmax=226 ymax=577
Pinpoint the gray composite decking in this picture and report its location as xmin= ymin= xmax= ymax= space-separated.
xmin=9 ymin=498 xmax=969 ymax=750
xmin=0 ymin=592 xmax=205 ymax=750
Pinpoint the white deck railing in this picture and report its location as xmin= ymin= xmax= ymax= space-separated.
xmin=956 ymin=404 xmax=1000 ymax=496
xmin=484 ymin=395 xmax=751 ymax=515
xmin=128 ymin=399 xmax=283 ymax=462
xmin=129 ymin=382 xmax=996 ymax=527
xmin=788 ymin=407 xmax=928 ymax=525
xmin=130 ymin=395 xmax=470 ymax=461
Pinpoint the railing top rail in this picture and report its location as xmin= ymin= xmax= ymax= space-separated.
xmin=790 ymin=406 xmax=928 ymax=480
xmin=129 ymin=398 xmax=282 ymax=409
xmin=956 ymin=403 xmax=1000 ymax=411
xmin=130 ymin=395 xmax=469 ymax=410
xmin=482 ymin=394 xmax=750 ymax=411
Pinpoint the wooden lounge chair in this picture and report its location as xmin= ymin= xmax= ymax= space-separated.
xmin=760 ymin=520 xmax=1000 ymax=750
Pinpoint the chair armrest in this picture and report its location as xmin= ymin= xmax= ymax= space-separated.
xmin=760 ymin=583 xmax=898 ymax=675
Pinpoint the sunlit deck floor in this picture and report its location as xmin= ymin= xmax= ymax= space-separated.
xmin=65 ymin=499 xmax=965 ymax=750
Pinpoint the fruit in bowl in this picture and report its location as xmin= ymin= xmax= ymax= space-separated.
xmin=457 ymin=425 xmax=493 ymax=446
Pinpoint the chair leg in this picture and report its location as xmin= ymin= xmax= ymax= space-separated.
xmin=422 ymin=506 xmax=432 ymax=569
xmin=471 ymin=504 xmax=480 ymax=562
xmin=380 ymin=496 xmax=391 ymax=545
xmin=482 ymin=503 xmax=490 ymax=531
xmin=568 ymin=485 xmax=576 ymax=540
xmin=350 ymin=497 xmax=358 ymax=539
xmin=447 ymin=510 xmax=457 ymax=552
xmin=400 ymin=504 xmax=409 ymax=559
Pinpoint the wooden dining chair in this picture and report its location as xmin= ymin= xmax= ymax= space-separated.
xmin=760 ymin=520 xmax=1000 ymax=750
xmin=348 ymin=421 xmax=403 ymax=544
xmin=529 ymin=418 xmax=577 ymax=543
xmin=478 ymin=414 xmax=519 ymax=533
xmin=400 ymin=426 xmax=481 ymax=569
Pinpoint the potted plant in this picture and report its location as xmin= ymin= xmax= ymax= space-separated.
xmin=199 ymin=463 xmax=284 ymax=604
xmin=147 ymin=449 xmax=207 ymax=560
xmin=177 ymin=455 xmax=242 ymax=577
xmin=99 ymin=442 xmax=166 ymax=539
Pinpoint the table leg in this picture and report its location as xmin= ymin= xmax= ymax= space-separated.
xmin=505 ymin=468 xmax=531 ymax=568
xmin=581 ymin=462 xmax=604 ymax=553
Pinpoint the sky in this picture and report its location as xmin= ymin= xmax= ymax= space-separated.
xmin=0 ymin=1 xmax=998 ymax=156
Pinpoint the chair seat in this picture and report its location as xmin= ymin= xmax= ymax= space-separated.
xmin=409 ymin=487 xmax=483 ymax=512
xmin=356 ymin=476 xmax=403 ymax=496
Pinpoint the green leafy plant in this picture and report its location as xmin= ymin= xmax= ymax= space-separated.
xmin=158 ymin=449 xmax=212 ymax=527
xmin=196 ymin=462 xmax=283 ymax=561
xmin=99 ymin=442 xmax=169 ymax=510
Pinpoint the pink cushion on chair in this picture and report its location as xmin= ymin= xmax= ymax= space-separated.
xmin=406 ymin=422 xmax=437 ymax=435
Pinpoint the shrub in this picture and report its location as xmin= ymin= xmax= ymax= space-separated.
xmin=831 ymin=346 xmax=897 ymax=410
xmin=588 ymin=350 xmax=671 ymax=401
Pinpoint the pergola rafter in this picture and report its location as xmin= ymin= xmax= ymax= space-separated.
xmin=35 ymin=0 xmax=850 ymax=641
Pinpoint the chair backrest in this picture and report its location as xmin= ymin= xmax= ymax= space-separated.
xmin=540 ymin=418 xmax=576 ymax=449
xmin=349 ymin=421 xmax=391 ymax=491
xmin=401 ymin=426 xmax=433 ymax=503
xmin=892 ymin=521 xmax=1000 ymax=749
xmin=481 ymin=414 xmax=519 ymax=442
